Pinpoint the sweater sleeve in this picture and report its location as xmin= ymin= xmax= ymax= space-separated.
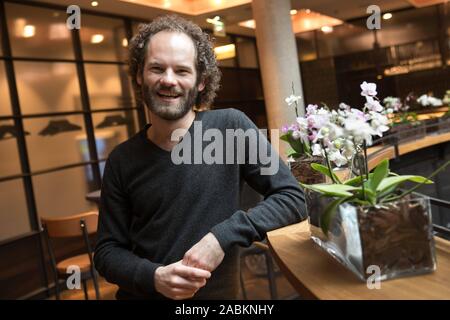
xmin=94 ymin=156 xmax=163 ymax=296
xmin=210 ymin=109 xmax=307 ymax=251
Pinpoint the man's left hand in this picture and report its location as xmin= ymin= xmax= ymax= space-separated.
xmin=182 ymin=232 xmax=225 ymax=272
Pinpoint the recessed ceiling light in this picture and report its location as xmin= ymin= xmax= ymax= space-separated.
xmin=122 ymin=38 xmax=128 ymax=47
xmin=91 ymin=1 xmax=99 ymax=7
xmin=321 ymin=26 xmax=333 ymax=33
xmin=382 ymin=13 xmax=392 ymax=20
xmin=290 ymin=9 xmax=298 ymax=15
xmin=23 ymin=25 xmax=35 ymax=38
xmin=91 ymin=34 xmax=104 ymax=44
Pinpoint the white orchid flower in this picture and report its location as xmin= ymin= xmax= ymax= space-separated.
xmin=365 ymin=96 xmax=384 ymax=112
xmin=360 ymin=81 xmax=377 ymax=97
xmin=285 ymin=95 xmax=302 ymax=106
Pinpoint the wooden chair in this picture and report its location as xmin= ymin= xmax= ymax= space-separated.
xmin=41 ymin=211 xmax=100 ymax=300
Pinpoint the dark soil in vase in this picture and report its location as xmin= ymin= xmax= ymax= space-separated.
xmin=385 ymin=123 xmax=426 ymax=144
xmin=290 ymin=155 xmax=325 ymax=184
xmin=357 ymin=196 xmax=435 ymax=279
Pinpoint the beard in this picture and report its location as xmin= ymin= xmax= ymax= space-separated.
xmin=142 ymin=82 xmax=198 ymax=121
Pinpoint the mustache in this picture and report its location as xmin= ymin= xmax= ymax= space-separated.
xmin=153 ymin=84 xmax=183 ymax=96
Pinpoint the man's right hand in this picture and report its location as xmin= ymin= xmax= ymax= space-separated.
xmin=154 ymin=260 xmax=211 ymax=300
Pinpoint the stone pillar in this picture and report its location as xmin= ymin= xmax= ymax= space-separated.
xmin=252 ymin=0 xmax=305 ymax=158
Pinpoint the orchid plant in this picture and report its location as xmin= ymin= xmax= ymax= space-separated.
xmin=301 ymin=151 xmax=450 ymax=236
xmin=281 ymin=81 xmax=391 ymax=168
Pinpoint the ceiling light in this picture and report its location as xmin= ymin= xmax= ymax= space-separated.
xmin=321 ymin=26 xmax=333 ymax=33
xmin=290 ymin=9 xmax=298 ymax=15
xmin=91 ymin=34 xmax=104 ymax=44
xmin=163 ymin=0 xmax=171 ymax=8
xmin=214 ymin=44 xmax=235 ymax=60
xmin=382 ymin=13 xmax=392 ymax=20
xmin=122 ymin=38 xmax=128 ymax=47
xmin=23 ymin=25 xmax=35 ymax=38
xmin=91 ymin=1 xmax=99 ymax=7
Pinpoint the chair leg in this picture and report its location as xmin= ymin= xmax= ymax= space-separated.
xmin=54 ymin=278 xmax=60 ymax=300
xmin=264 ymin=251 xmax=278 ymax=300
xmin=92 ymin=270 xmax=101 ymax=300
xmin=82 ymin=279 xmax=89 ymax=300
xmin=240 ymin=268 xmax=248 ymax=300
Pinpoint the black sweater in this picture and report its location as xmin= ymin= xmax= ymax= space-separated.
xmin=94 ymin=108 xmax=306 ymax=299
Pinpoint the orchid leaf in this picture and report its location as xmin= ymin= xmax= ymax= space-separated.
xmin=320 ymin=197 xmax=351 ymax=235
xmin=376 ymin=175 xmax=433 ymax=193
xmin=369 ymin=159 xmax=389 ymax=192
xmin=311 ymin=163 xmax=342 ymax=184
xmin=301 ymin=183 xmax=359 ymax=197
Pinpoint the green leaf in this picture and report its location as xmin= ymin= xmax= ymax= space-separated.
xmin=311 ymin=163 xmax=342 ymax=184
xmin=344 ymin=173 xmax=374 ymax=186
xmin=301 ymin=183 xmax=359 ymax=197
xmin=369 ymin=159 xmax=389 ymax=192
xmin=321 ymin=197 xmax=351 ymax=235
xmin=376 ymin=175 xmax=433 ymax=194
xmin=286 ymin=147 xmax=299 ymax=158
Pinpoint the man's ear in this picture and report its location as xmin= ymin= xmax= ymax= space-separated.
xmin=197 ymin=80 xmax=205 ymax=92
xmin=136 ymin=71 xmax=142 ymax=86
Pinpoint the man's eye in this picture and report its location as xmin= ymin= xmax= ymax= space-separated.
xmin=150 ymin=67 xmax=163 ymax=73
xmin=177 ymin=70 xmax=189 ymax=75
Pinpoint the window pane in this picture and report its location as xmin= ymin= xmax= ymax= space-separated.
xmin=5 ymin=3 xmax=74 ymax=59
xmin=236 ymin=37 xmax=258 ymax=68
xmin=85 ymin=64 xmax=134 ymax=110
xmin=80 ymin=15 xmax=127 ymax=62
xmin=24 ymin=115 xmax=88 ymax=172
xmin=92 ymin=110 xmax=140 ymax=161
xmin=0 ymin=61 xmax=12 ymax=116
xmin=33 ymin=166 xmax=97 ymax=219
xmin=316 ymin=22 xmax=374 ymax=58
xmin=0 ymin=121 xmax=23 ymax=177
xmin=14 ymin=61 xmax=81 ymax=115
xmin=297 ymin=31 xmax=317 ymax=61
xmin=0 ymin=179 xmax=30 ymax=241
xmin=378 ymin=7 xmax=439 ymax=48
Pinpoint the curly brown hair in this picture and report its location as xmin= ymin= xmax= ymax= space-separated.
xmin=128 ymin=15 xmax=221 ymax=109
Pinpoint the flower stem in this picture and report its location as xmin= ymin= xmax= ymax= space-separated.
xmin=321 ymin=141 xmax=338 ymax=184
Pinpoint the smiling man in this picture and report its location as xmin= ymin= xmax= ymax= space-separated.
xmin=94 ymin=15 xmax=306 ymax=300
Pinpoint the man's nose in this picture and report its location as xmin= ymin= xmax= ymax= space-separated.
xmin=160 ymin=70 xmax=177 ymax=87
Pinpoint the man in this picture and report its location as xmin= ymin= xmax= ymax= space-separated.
xmin=94 ymin=15 xmax=306 ymax=300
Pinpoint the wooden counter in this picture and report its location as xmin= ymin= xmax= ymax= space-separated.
xmin=267 ymin=221 xmax=450 ymax=299
xmin=267 ymin=131 xmax=450 ymax=299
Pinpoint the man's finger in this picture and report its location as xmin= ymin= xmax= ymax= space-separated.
xmin=175 ymin=264 xmax=211 ymax=279
xmin=171 ymin=276 xmax=206 ymax=290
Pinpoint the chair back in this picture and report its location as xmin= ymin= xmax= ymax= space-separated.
xmin=41 ymin=211 xmax=98 ymax=238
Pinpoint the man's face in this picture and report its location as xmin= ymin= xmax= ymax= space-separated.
xmin=138 ymin=31 xmax=204 ymax=120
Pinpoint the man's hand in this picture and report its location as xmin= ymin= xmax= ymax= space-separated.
xmin=154 ymin=260 xmax=211 ymax=300
xmin=182 ymin=232 xmax=225 ymax=272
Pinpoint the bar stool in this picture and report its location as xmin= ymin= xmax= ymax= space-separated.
xmin=41 ymin=211 xmax=100 ymax=300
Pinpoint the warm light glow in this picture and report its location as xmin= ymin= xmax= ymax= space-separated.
xmin=122 ymin=38 xmax=128 ymax=47
xmin=23 ymin=25 xmax=35 ymax=38
xmin=91 ymin=1 xmax=99 ymax=6
xmin=321 ymin=25 xmax=333 ymax=33
xmin=239 ymin=9 xmax=342 ymax=34
xmin=214 ymin=0 xmax=223 ymax=4
xmin=163 ymin=0 xmax=171 ymax=8
xmin=290 ymin=9 xmax=297 ymax=15
xmin=91 ymin=34 xmax=104 ymax=44
xmin=214 ymin=44 xmax=235 ymax=60
xmin=382 ymin=13 xmax=393 ymax=20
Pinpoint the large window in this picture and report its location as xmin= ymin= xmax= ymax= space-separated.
xmin=0 ymin=1 xmax=146 ymax=242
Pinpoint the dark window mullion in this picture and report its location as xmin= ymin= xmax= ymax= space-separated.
xmin=71 ymin=28 xmax=101 ymax=189
xmin=0 ymin=0 xmax=39 ymax=231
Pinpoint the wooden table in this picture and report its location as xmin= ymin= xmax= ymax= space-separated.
xmin=267 ymin=221 xmax=450 ymax=299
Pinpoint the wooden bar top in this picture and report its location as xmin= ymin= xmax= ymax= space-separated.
xmin=267 ymin=221 xmax=450 ymax=299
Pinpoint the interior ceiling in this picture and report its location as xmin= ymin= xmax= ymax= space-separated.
xmin=34 ymin=0 xmax=414 ymax=37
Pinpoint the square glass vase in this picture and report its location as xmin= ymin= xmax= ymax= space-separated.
xmin=308 ymin=193 xmax=436 ymax=282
